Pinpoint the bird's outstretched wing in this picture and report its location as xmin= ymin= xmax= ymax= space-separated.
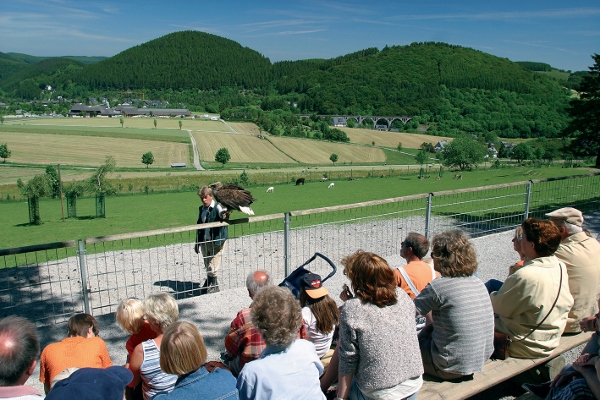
xmin=210 ymin=182 xmax=256 ymax=215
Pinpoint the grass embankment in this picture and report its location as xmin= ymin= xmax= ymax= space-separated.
xmin=0 ymin=166 xmax=594 ymax=250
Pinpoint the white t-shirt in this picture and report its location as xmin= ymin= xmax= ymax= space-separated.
xmin=302 ymin=307 xmax=334 ymax=358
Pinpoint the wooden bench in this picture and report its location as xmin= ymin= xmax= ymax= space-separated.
xmin=417 ymin=332 xmax=593 ymax=400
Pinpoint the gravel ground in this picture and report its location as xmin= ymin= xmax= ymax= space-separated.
xmin=24 ymin=211 xmax=600 ymax=398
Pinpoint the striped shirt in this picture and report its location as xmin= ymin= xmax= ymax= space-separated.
xmin=140 ymin=339 xmax=177 ymax=400
xmin=414 ymin=276 xmax=495 ymax=375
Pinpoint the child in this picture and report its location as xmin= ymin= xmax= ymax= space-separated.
xmin=116 ymin=298 xmax=157 ymax=366
xmin=299 ymin=273 xmax=340 ymax=358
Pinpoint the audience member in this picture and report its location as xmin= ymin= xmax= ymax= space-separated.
xmin=491 ymin=218 xmax=574 ymax=358
xmin=335 ymin=250 xmax=423 ymax=400
xmin=0 ymin=316 xmax=43 ymax=399
xmin=236 ymin=286 xmax=325 ymax=399
xmin=224 ymin=271 xmax=272 ymax=376
xmin=414 ymin=230 xmax=494 ymax=381
xmin=546 ymin=207 xmax=600 ymax=333
xmin=46 ymin=367 xmax=133 ymax=400
xmin=40 ymin=313 xmax=112 ymax=393
xmin=116 ymin=298 xmax=158 ymax=366
xmin=154 ymin=321 xmax=238 ymax=399
xmin=485 ymin=226 xmax=527 ymax=293
xmin=394 ymin=232 xmax=438 ymax=299
xmin=299 ymin=273 xmax=340 ymax=358
xmin=128 ymin=292 xmax=179 ymax=400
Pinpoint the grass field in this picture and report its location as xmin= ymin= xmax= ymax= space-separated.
xmin=0 ymin=131 xmax=189 ymax=168
xmin=342 ymin=128 xmax=451 ymax=148
xmin=0 ymin=166 xmax=594 ymax=249
xmin=268 ymin=136 xmax=385 ymax=164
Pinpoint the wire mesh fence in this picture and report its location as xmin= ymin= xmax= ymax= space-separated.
xmin=1 ymin=173 xmax=599 ymax=327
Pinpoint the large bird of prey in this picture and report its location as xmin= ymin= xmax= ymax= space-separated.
xmin=209 ymin=182 xmax=256 ymax=216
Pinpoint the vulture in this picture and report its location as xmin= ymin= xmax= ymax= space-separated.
xmin=209 ymin=182 xmax=256 ymax=216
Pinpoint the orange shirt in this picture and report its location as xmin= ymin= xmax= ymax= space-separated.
xmin=394 ymin=260 xmax=440 ymax=300
xmin=39 ymin=336 xmax=112 ymax=383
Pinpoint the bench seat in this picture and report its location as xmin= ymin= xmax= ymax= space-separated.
xmin=417 ymin=332 xmax=592 ymax=400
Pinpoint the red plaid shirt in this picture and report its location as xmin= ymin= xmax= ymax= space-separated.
xmin=224 ymin=307 xmax=308 ymax=370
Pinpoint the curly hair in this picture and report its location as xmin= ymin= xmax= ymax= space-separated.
xmin=116 ymin=298 xmax=145 ymax=334
xmin=341 ymin=250 xmax=397 ymax=308
xmin=299 ymin=291 xmax=340 ymax=334
xmin=251 ymin=286 xmax=302 ymax=348
xmin=431 ymin=230 xmax=478 ymax=277
xmin=403 ymin=232 xmax=430 ymax=259
xmin=522 ymin=218 xmax=562 ymax=257
xmin=145 ymin=292 xmax=179 ymax=333
xmin=160 ymin=321 xmax=207 ymax=376
xmin=67 ymin=313 xmax=99 ymax=338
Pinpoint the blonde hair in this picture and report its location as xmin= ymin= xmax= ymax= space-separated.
xmin=160 ymin=321 xmax=207 ymax=375
xmin=145 ymin=292 xmax=179 ymax=333
xmin=116 ymin=298 xmax=146 ymax=334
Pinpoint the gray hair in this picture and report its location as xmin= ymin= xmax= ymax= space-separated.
xmin=552 ymin=219 xmax=583 ymax=236
xmin=251 ymin=286 xmax=301 ymax=348
xmin=246 ymin=270 xmax=272 ymax=297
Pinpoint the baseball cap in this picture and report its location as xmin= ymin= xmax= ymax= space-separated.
xmin=46 ymin=366 xmax=133 ymax=400
xmin=545 ymin=207 xmax=584 ymax=227
xmin=300 ymin=273 xmax=329 ymax=299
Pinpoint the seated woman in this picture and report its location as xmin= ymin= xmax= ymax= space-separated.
xmin=336 ymin=250 xmax=423 ymax=400
xmin=153 ymin=321 xmax=238 ymax=400
xmin=39 ymin=313 xmax=112 ymax=393
xmin=485 ymin=226 xmax=527 ymax=293
xmin=299 ymin=273 xmax=340 ymax=358
xmin=491 ymin=218 xmax=574 ymax=358
xmin=236 ymin=286 xmax=325 ymax=399
xmin=414 ymin=230 xmax=495 ymax=381
xmin=128 ymin=292 xmax=179 ymax=400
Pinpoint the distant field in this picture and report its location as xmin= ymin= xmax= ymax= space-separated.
xmin=268 ymin=136 xmax=385 ymax=164
xmin=6 ymin=117 xmax=229 ymax=132
xmin=194 ymin=131 xmax=296 ymax=164
xmin=0 ymin=131 xmax=189 ymax=167
xmin=341 ymin=128 xmax=452 ymax=148
xmin=227 ymin=122 xmax=260 ymax=135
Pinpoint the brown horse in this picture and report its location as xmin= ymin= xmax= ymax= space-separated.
xmin=295 ymin=178 xmax=305 ymax=186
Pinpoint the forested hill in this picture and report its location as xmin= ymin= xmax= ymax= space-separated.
xmin=73 ymin=31 xmax=272 ymax=90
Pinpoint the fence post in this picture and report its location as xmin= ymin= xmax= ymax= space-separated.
xmin=524 ymin=181 xmax=532 ymax=220
xmin=425 ymin=193 xmax=433 ymax=239
xmin=77 ymin=239 xmax=91 ymax=314
xmin=284 ymin=212 xmax=291 ymax=277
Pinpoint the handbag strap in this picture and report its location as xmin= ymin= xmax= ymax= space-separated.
xmin=514 ymin=262 xmax=563 ymax=343
xmin=398 ymin=266 xmax=420 ymax=297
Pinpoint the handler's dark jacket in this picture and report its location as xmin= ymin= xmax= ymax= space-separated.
xmin=196 ymin=203 xmax=228 ymax=247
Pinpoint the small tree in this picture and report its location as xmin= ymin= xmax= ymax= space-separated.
xmin=153 ymin=119 xmax=157 ymax=129
xmin=239 ymin=170 xmax=249 ymax=186
xmin=397 ymin=142 xmax=403 ymax=151
xmin=87 ymin=156 xmax=117 ymax=195
xmin=415 ymin=149 xmax=428 ymax=166
xmin=511 ymin=143 xmax=534 ymax=164
xmin=141 ymin=151 xmax=154 ymax=169
xmin=0 ymin=143 xmax=11 ymax=163
xmin=215 ymin=147 xmax=231 ymax=167
xmin=442 ymin=136 xmax=487 ymax=171
xmin=45 ymin=165 xmax=61 ymax=198
xmin=120 ymin=117 xmax=124 ymax=128
xmin=179 ymin=120 xmax=182 ymax=130
xmin=0 ymin=115 xmax=4 ymax=124
xmin=17 ymin=175 xmax=52 ymax=224
xmin=330 ymin=153 xmax=338 ymax=165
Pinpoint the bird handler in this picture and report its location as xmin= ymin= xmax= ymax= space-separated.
xmin=195 ymin=185 xmax=229 ymax=294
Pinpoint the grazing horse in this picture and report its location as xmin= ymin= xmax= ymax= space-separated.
xmin=454 ymin=174 xmax=462 ymax=180
xmin=266 ymin=186 xmax=274 ymax=193
xmin=436 ymin=176 xmax=441 ymax=180
xmin=295 ymin=178 xmax=305 ymax=186
xmin=328 ymin=182 xmax=335 ymax=189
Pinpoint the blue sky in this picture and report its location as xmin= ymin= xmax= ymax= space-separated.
xmin=1 ymin=0 xmax=598 ymax=72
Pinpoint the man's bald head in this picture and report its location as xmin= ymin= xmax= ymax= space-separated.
xmin=246 ymin=270 xmax=273 ymax=299
xmin=0 ymin=316 xmax=39 ymax=386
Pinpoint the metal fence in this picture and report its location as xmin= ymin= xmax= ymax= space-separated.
xmin=1 ymin=173 xmax=599 ymax=327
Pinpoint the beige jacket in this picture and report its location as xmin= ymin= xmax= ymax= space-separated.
xmin=555 ymin=232 xmax=600 ymax=332
xmin=491 ymin=255 xmax=574 ymax=358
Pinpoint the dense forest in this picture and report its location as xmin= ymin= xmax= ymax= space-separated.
xmin=0 ymin=31 xmax=594 ymax=141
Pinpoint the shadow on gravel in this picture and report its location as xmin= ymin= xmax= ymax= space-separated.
xmin=153 ymin=279 xmax=203 ymax=299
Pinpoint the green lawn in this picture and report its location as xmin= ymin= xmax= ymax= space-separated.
xmin=0 ymin=166 xmax=594 ymax=249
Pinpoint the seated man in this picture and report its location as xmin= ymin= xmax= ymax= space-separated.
xmin=223 ymin=270 xmax=272 ymax=376
xmin=393 ymin=232 xmax=438 ymax=300
xmin=0 ymin=315 xmax=44 ymax=399
xmin=236 ymin=286 xmax=325 ymax=399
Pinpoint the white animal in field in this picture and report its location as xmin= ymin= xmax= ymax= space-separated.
xmin=328 ymin=182 xmax=334 ymax=189
xmin=266 ymin=186 xmax=274 ymax=193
